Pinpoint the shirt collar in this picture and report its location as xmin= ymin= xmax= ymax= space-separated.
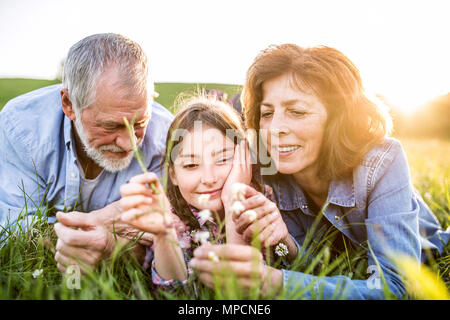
xmin=266 ymin=172 xmax=355 ymax=211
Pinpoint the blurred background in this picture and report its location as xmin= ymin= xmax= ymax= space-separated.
xmin=1 ymin=0 xmax=449 ymax=138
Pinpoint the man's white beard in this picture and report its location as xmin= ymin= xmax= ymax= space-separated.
xmin=73 ymin=114 xmax=141 ymax=173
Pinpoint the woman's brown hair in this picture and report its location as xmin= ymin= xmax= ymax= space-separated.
xmin=161 ymin=95 xmax=248 ymax=229
xmin=242 ymin=44 xmax=392 ymax=181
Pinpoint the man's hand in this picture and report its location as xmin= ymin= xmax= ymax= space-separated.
xmin=53 ymin=200 xmax=152 ymax=274
xmin=53 ymin=216 xmax=115 ymax=274
xmin=87 ymin=200 xmax=155 ymax=247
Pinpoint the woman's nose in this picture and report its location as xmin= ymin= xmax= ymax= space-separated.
xmin=269 ymin=112 xmax=289 ymax=137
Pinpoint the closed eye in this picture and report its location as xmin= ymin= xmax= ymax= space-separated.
xmin=291 ymin=110 xmax=307 ymax=116
xmin=216 ymin=157 xmax=233 ymax=164
xmin=260 ymin=111 xmax=273 ymax=118
xmin=183 ymin=163 xmax=199 ymax=169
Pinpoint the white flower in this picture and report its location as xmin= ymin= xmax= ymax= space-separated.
xmin=198 ymin=209 xmax=213 ymax=222
xmin=230 ymin=201 xmax=245 ymax=217
xmin=208 ymin=251 xmax=219 ymax=263
xmin=274 ymin=243 xmax=289 ymax=257
xmin=192 ymin=230 xmax=210 ymax=244
xmin=32 ymin=269 xmax=43 ymax=278
xmin=244 ymin=209 xmax=257 ymax=222
xmin=424 ymin=192 xmax=432 ymax=200
xmin=231 ymin=183 xmax=246 ymax=201
xmin=198 ymin=194 xmax=211 ymax=206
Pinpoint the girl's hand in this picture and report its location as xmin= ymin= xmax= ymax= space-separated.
xmin=232 ymin=184 xmax=290 ymax=249
xmin=119 ymin=172 xmax=177 ymax=236
xmin=189 ymin=243 xmax=283 ymax=297
xmin=221 ymin=140 xmax=252 ymax=208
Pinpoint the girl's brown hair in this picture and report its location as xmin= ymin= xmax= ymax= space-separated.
xmin=243 ymin=44 xmax=392 ymax=181
xmin=162 ymin=95 xmax=248 ymax=229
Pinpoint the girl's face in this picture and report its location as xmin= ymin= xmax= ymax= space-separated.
xmin=170 ymin=125 xmax=235 ymax=213
xmin=259 ymin=73 xmax=328 ymax=179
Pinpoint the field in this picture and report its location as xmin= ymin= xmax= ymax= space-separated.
xmin=0 ymin=78 xmax=242 ymax=113
xmin=0 ymin=79 xmax=449 ymax=300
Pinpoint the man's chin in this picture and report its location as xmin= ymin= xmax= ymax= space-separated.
xmin=96 ymin=152 xmax=135 ymax=173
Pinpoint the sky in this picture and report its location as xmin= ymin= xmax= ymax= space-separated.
xmin=1 ymin=0 xmax=449 ymax=112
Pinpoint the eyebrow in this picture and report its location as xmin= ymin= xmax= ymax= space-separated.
xmin=261 ymin=99 xmax=311 ymax=108
xmin=99 ymin=114 xmax=151 ymax=127
xmin=178 ymin=147 xmax=234 ymax=159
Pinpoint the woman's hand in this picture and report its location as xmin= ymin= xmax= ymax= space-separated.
xmin=232 ymin=185 xmax=287 ymax=245
xmin=230 ymin=184 xmax=298 ymax=261
xmin=119 ymin=172 xmax=180 ymax=236
xmin=188 ymin=243 xmax=283 ymax=297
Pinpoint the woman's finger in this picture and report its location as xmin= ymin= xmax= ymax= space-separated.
xmin=242 ymin=210 xmax=279 ymax=243
xmin=235 ymin=198 xmax=276 ymax=228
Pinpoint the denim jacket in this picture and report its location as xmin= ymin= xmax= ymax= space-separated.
xmin=264 ymin=138 xmax=449 ymax=299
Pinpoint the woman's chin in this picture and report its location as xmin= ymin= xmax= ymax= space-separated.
xmin=276 ymin=162 xmax=304 ymax=175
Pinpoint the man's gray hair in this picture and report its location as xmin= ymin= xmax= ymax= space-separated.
xmin=62 ymin=33 xmax=149 ymax=111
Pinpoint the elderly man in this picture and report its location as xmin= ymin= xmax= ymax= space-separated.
xmin=0 ymin=33 xmax=173 ymax=272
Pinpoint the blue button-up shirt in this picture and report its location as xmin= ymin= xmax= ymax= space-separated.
xmin=264 ymin=138 xmax=449 ymax=299
xmin=0 ymin=84 xmax=173 ymax=231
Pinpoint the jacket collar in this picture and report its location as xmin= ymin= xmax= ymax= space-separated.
xmin=266 ymin=173 xmax=355 ymax=211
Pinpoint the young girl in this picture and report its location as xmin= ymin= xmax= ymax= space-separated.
xmin=119 ymin=95 xmax=292 ymax=288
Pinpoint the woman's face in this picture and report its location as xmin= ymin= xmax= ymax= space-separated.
xmin=170 ymin=125 xmax=235 ymax=213
xmin=259 ymin=73 xmax=328 ymax=178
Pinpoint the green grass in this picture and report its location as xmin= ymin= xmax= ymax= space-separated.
xmin=0 ymin=78 xmax=60 ymax=111
xmin=0 ymin=78 xmax=242 ymax=113
xmin=0 ymin=79 xmax=449 ymax=299
xmin=0 ymin=138 xmax=448 ymax=300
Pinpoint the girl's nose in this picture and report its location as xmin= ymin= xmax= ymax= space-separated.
xmin=200 ymin=165 xmax=218 ymax=185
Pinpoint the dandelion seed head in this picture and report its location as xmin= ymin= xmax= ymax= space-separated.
xmin=32 ymin=269 xmax=43 ymax=278
xmin=198 ymin=209 xmax=213 ymax=222
xmin=231 ymin=183 xmax=246 ymax=201
xmin=192 ymin=230 xmax=210 ymax=244
xmin=208 ymin=251 xmax=219 ymax=263
xmin=274 ymin=243 xmax=289 ymax=257
xmin=198 ymin=194 xmax=211 ymax=206
xmin=244 ymin=209 xmax=257 ymax=222
xmin=230 ymin=201 xmax=245 ymax=217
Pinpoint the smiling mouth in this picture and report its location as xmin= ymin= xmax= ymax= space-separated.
xmin=273 ymin=145 xmax=301 ymax=153
xmin=198 ymin=189 xmax=222 ymax=196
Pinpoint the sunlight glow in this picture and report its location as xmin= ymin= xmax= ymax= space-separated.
xmin=0 ymin=0 xmax=449 ymax=106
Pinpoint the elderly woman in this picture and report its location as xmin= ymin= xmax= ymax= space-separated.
xmin=189 ymin=44 xmax=449 ymax=299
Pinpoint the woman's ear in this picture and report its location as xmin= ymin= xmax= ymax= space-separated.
xmin=169 ymin=167 xmax=178 ymax=186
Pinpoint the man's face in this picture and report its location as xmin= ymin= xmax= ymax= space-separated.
xmin=74 ymin=66 xmax=150 ymax=172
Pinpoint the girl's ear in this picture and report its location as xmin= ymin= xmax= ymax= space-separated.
xmin=169 ymin=167 xmax=178 ymax=186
